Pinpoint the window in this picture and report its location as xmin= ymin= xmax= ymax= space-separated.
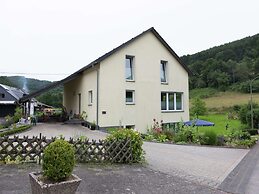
xmin=126 ymin=90 xmax=135 ymax=104
xmin=160 ymin=61 xmax=167 ymax=83
xmin=161 ymin=92 xmax=183 ymax=111
xmin=88 ymin=90 xmax=93 ymax=105
xmin=1 ymin=93 xmax=5 ymax=98
xmin=125 ymin=55 xmax=134 ymax=81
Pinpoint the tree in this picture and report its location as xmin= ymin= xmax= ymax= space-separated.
xmin=190 ymin=98 xmax=207 ymax=117
xmin=239 ymin=103 xmax=259 ymax=129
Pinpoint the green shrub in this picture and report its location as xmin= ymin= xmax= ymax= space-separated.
xmin=42 ymin=139 xmax=75 ymax=181
xmin=107 ymin=127 xmax=118 ymax=134
xmin=230 ymin=139 xmax=256 ymax=148
xmin=173 ymin=126 xmax=195 ymax=143
xmin=106 ymin=129 xmax=144 ymax=162
xmin=4 ymin=115 xmax=13 ymax=128
xmin=156 ymin=134 xmax=168 ymax=142
xmin=144 ymin=134 xmax=155 ymax=141
xmin=247 ymin=129 xmax=259 ymax=136
xmin=13 ymin=107 xmax=22 ymax=123
xmin=216 ymin=135 xmax=226 ymax=146
xmin=190 ymin=98 xmax=207 ymax=117
xmin=0 ymin=125 xmax=31 ymax=137
xmin=162 ymin=130 xmax=174 ymax=141
xmin=202 ymin=130 xmax=217 ymax=145
xmin=227 ymin=129 xmax=251 ymax=141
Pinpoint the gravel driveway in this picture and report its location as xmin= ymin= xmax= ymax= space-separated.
xmin=16 ymin=123 xmax=108 ymax=140
xmin=143 ymin=142 xmax=249 ymax=188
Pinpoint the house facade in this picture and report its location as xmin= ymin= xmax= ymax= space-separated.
xmin=0 ymin=84 xmax=27 ymax=117
xmin=63 ymin=27 xmax=191 ymax=132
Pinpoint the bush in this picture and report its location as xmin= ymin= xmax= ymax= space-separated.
xmin=230 ymin=139 xmax=256 ymax=148
xmin=0 ymin=125 xmax=31 ymax=137
xmin=247 ymin=129 xmax=259 ymax=136
xmin=13 ymin=107 xmax=22 ymax=123
xmin=173 ymin=126 xmax=195 ymax=143
xmin=43 ymin=139 xmax=75 ymax=181
xmin=106 ymin=128 xmax=144 ymax=162
xmin=4 ymin=115 xmax=13 ymax=128
xmin=216 ymin=135 xmax=226 ymax=146
xmin=190 ymin=98 xmax=207 ymax=117
xmin=202 ymin=130 xmax=217 ymax=145
xmin=162 ymin=130 xmax=174 ymax=141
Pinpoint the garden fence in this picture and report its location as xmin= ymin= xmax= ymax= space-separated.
xmin=0 ymin=134 xmax=133 ymax=164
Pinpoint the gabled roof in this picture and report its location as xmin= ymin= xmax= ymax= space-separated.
xmin=20 ymin=27 xmax=191 ymax=102
xmin=0 ymin=84 xmax=27 ymax=101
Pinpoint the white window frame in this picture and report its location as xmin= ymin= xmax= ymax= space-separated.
xmin=125 ymin=55 xmax=134 ymax=81
xmin=161 ymin=92 xmax=183 ymax=112
xmin=125 ymin=90 xmax=135 ymax=105
xmin=88 ymin=90 xmax=93 ymax=105
xmin=160 ymin=60 xmax=167 ymax=84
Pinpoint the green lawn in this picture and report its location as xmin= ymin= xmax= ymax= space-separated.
xmin=197 ymin=114 xmax=245 ymax=135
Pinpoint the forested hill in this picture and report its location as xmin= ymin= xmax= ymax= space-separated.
xmin=0 ymin=76 xmax=63 ymax=107
xmin=0 ymin=76 xmax=51 ymax=93
xmin=181 ymin=33 xmax=259 ymax=92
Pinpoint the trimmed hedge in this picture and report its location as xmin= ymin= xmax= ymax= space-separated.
xmin=43 ymin=139 xmax=75 ymax=181
xmin=0 ymin=125 xmax=31 ymax=137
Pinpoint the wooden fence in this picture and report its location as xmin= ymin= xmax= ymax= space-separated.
xmin=0 ymin=135 xmax=133 ymax=163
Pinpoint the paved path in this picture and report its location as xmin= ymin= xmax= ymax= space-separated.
xmin=15 ymin=123 xmax=108 ymax=140
xmin=0 ymin=163 xmax=227 ymax=194
xmin=143 ymin=142 xmax=249 ymax=188
xmin=219 ymin=142 xmax=259 ymax=194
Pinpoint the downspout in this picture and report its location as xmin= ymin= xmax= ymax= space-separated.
xmin=96 ymin=67 xmax=100 ymax=129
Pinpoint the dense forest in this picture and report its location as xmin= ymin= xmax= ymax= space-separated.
xmin=181 ymin=33 xmax=259 ymax=92
xmin=0 ymin=76 xmax=63 ymax=107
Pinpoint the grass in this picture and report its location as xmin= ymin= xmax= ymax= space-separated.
xmin=190 ymin=88 xmax=218 ymax=99
xmin=203 ymin=91 xmax=259 ymax=110
xmin=197 ymin=114 xmax=245 ymax=135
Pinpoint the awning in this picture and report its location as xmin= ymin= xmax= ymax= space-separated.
xmin=184 ymin=119 xmax=215 ymax=126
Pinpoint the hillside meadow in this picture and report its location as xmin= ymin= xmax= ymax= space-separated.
xmin=203 ymin=91 xmax=259 ymax=110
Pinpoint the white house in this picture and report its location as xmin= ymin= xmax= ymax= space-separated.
xmin=62 ymin=27 xmax=191 ymax=132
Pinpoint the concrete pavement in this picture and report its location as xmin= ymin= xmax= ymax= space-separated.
xmin=0 ymin=163 xmax=227 ymax=194
xmin=143 ymin=142 xmax=248 ymax=188
xmin=219 ymin=142 xmax=259 ymax=194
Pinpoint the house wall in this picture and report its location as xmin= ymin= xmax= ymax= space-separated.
xmin=63 ymin=66 xmax=98 ymax=122
xmin=98 ymin=31 xmax=189 ymax=132
xmin=0 ymin=85 xmax=17 ymax=117
xmin=0 ymin=86 xmax=16 ymax=102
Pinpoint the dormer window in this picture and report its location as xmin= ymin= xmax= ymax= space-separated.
xmin=160 ymin=61 xmax=167 ymax=83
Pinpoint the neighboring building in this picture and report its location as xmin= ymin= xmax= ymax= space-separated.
xmin=0 ymin=84 xmax=27 ymax=117
xmin=62 ymin=27 xmax=192 ymax=132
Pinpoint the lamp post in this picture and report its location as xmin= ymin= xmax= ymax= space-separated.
xmin=250 ymin=76 xmax=259 ymax=130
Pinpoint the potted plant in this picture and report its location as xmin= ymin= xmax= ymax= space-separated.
xmin=90 ymin=121 xmax=96 ymax=130
xmin=29 ymin=139 xmax=81 ymax=194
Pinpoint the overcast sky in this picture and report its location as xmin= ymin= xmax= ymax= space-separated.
xmin=0 ymin=0 xmax=259 ymax=81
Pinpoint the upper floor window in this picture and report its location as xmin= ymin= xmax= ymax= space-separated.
xmin=125 ymin=55 xmax=134 ymax=81
xmin=88 ymin=90 xmax=93 ymax=105
xmin=160 ymin=61 xmax=167 ymax=83
xmin=1 ymin=93 xmax=5 ymax=98
xmin=161 ymin=92 xmax=183 ymax=111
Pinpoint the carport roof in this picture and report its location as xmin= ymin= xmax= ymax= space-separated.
xmin=20 ymin=27 xmax=192 ymax=102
